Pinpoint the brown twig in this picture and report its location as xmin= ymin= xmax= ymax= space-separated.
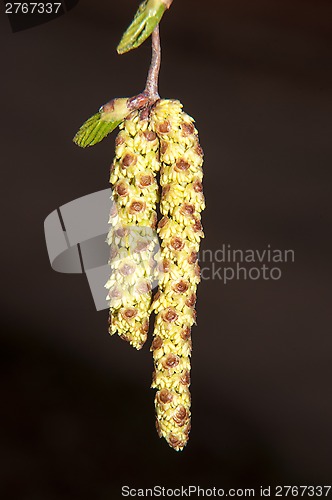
xmin=144 ymin=25 xmax=161 ymax=102
xmin=127 ymin=26 xmax=162 ymax=112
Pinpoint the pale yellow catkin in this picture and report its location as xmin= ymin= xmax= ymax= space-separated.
xmin=105 ymin=109 xmax=161 ymax=350
xmin=150 ymin=99 xmax=205 ymax=450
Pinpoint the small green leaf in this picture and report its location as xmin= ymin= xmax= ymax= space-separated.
xmin=73 ymin=113 xmax=122 ymax=148
xmin=73 ymin=98 xmax=131 ymax=148
xmin=117 ymin=0 xmax=166 ymax=54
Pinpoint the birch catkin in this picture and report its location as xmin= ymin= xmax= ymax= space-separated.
xmin=74 ymin=2 xmax=205 ymax=452
xmin=105 ymin=109 xmax=161 ymax=350
xmin=105 ymin=99 xmax=204 ymax=449
xmin=150 ymin=99 xmax=205 ymax=450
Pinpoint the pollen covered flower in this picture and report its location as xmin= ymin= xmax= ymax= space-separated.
xmin=150 ymin=99 xmax=204 ymax=450
xmin=105 ymin=109 xmax=161 ymax=350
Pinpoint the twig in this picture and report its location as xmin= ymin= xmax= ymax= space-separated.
xmin=144 ymin=25 xmax=161 ymax=102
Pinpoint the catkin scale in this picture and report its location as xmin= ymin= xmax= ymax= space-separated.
xmin=150 ymin=99 xmax=205 ymax=450
xmin=105 ymin=109 xmax=161 ymax=350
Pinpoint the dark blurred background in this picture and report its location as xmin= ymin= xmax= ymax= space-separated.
xmin=1 ymin=0 xmax=331 ymax=498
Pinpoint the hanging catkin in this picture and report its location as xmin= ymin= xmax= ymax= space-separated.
xmin=74 ymin=1 xmax=204 ymax=450
xmin=150 ymin=99 xmax=205 ymax=450
xmin=105 ymin=109 xmax=161 ymax=350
